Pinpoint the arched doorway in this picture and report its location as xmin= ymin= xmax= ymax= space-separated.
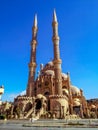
xmin=35 ymin=99 xmax=42 ymax=110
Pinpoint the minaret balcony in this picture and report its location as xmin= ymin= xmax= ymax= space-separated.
xmin=53 ymin=59 xmax=62 ymax=64
xmin=29 ymin=62 xmax=36 ymax=67
xmin=31 ymin=40 xmax=37 ymax=45
xmin=52 ymin=36 xmax=59 ymax=41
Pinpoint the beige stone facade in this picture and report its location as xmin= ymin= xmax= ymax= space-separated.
xmin=87 ymin=99 xmax=98 ymax=118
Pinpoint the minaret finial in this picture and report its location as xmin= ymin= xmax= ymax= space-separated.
xmin=33 ymin=14 xmax=37 ymax=27
xmin=53 ymin=9 xmax=57 ymax=22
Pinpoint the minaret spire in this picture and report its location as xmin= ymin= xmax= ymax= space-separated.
xmin=26 ymin=14 xmax=38 ymax=97
xmin=53 ymin=9 xmax=57 ymax=22
xmin=33 ymin=14 xmax=37 ymax=27
xmin=52 ymin=10 xmax=62 ymax=95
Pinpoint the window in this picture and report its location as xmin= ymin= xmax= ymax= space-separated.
xmin=44 ymin=92 xmax=50 ymax=96
xmin=45 ymin=81 xmax=49 ymax=86
xmin=38 ymin=84 xmax=41 ymax=88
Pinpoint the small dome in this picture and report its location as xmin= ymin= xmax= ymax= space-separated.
xmin=36 ymin=94 xmax=47 ymax=100
xmin=73 ymin=98 xmax=81 ymax=106
xmin=43 ymin=71 xmax=68 ymax=78
xmin=71 ymin=85 xmax=81 ymax=96
xmin=44 ymin=70 xmax=54 ymax=76
xmin=91 ymin=104 xmax=96 ymax=109
xmin=62 ymin=73 xmax=67 ymax=79
xmin=74 ymin=98 xmax=80 ymax=102
xmin=62 ymin=89 xmax=69 ymax=95
xmin=36 ymin=94 xmax=43 ymax=98
xmin=45 ymin=61 xmax=54 ymax=68
xmin=73 ymin=100 xmax=81 ymax=106
xmin=47 ymin=61 xmax=54 ymax=66
xmin=42 ymin=61 xmax=54 ymax=71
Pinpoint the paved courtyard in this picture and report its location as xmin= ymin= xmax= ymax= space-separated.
xmin=0 ymin=119 xmax=98 ymax=130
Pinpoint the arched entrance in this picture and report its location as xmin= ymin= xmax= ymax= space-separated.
xmin=52 ymin=101 xmax=61 ymax=118
xmin=35 ymin=99 xmax=42 ymax=110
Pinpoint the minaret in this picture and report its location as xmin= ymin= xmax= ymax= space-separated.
xmin=50 ymin=10 xmax=68 ymax=119
xmin=52 ymin=10 xmax=62 ymax=95
xmin=26 ymin=15 xmax=38 ymax=97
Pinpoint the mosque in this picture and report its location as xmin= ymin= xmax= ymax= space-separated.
xmin=1 ymin=11 xmax=97 ymax=119
xmin=14 ymin=10 xmax=89 ymax=119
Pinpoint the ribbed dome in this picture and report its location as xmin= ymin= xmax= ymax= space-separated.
xmin=71 ymin=85 xmax=81 ymax=95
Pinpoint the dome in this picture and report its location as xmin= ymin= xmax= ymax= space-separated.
xmin=73 ymin=98 xmax=81 ymax=106
xmin=62 ymin=73 xmax=67 ymax=79
xmin=62 ymin=89 xmax=69 ymax=95
xmin=44 ymin=70 xmax=54 ymax=76
xmin=71 ymin=85 xmax=81 ymax=96
xmin=36 ymin=94 xmax=43 ymax=98
xmin=43 ymin=71 xmax=68 ymax=78
xmin=73 ymin=100 xmax=81 ymax=106
xmin=74 ymin=98 xmax=80 ymax=102
xmin=41 ymin=61 xmax=54 ymax=72
xmin=47 ymin=61 xmax=54 ymax=66
xmin=45 ymin=61 xmax=54 ymax=68
xmin=91 ymin=104 xmax=96 ymax=109
xmin=36 ymin=94 xmax=47 ymax=100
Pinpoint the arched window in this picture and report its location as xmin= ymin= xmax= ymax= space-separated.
xmin=38 ymin=84 xmax=41 ymax=88
xmin=44 ymin=92 xmax=50 ymax=96
xmin=45 ymin=81 xmax=49 ymax=86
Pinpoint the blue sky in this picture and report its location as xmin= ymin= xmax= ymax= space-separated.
xmin=0 ymin=0 xmax=98 ymax=101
